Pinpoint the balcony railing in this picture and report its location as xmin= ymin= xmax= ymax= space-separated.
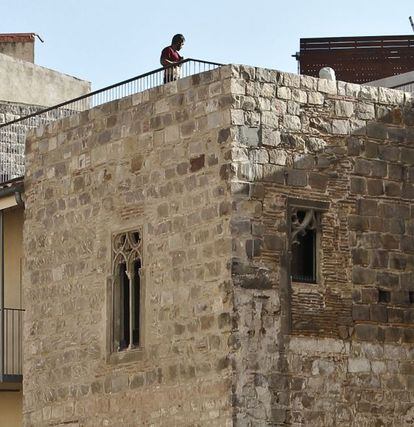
xmin=0 ymin=58 xmax=223 ymax=184
xmin=0 ymin=308 xmax=24 ymax=381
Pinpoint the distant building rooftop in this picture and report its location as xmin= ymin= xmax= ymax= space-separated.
xmin=0 ymin=33 xmax=36 ymax=43
xmin=295 ymin=35 xmax=414 ymax=84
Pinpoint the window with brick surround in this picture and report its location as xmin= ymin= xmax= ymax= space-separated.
xmin=112 ymin=230 xmax=142 ymax=351
xmin=289 ymin=199 xmax=328 ymax=284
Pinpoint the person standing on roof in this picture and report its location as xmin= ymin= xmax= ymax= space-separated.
xmin=160 ymin=34 xmax=185 ymax=83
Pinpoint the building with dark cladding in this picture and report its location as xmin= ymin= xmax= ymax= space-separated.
xmin=295 ymin=35 xmax=414 ymax=84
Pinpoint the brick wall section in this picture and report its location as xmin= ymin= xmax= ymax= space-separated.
xmin=23 ymin=69 xmax=235 ymax=426
xmin=227 ymin=65 xmax=414 ymax=425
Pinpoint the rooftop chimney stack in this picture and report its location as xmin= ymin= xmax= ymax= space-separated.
xmin=0 ymin=33 xmax=37 ymax=63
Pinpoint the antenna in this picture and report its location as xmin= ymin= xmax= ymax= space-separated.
xmin=410 ymin=16 xmax=414 ymax=32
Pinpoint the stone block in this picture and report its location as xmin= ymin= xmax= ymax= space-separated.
xmin=359 ymin=86 xmax=379 ymax=102
xmin=283 ymin=115 xmax=301 ymax=131
xmin=352 ymin=266 xmax=376 ymax=284
xmin=261 ymin=128 xmax=281 ymax=147
xmin=378 ymin=87 xmax=404 ymax=105
xmin=263 ymin=164 xmax=285 ymax=183
xmin=352 ymin=248 xmax=369 ymax=265
xmin=286 ymin=169 xmax=307 ymax=187
xmin=308 ymin=92 xmax=324 ymax=105
xmin=352 ymin=305 xmax=370 ymax=321
xmin=350 ymin=177 xmax=367 ymax=194
xmin=348 ymin=357 xmax=370 ymax=372
xmin=388 ymin=164 xmax=404 ymax=180
xmin=367 ymin=122 xmax=388 ymax=140
xmin=318 ymin=79 xmax=337 ymax=95
xmin=384 ymin=327 xmax=403 ymax=343
xmin=354 ymin=323 xmax=378 ymax=341
xmin=357 ymin=199 xmax=378 ymax=216
xmin=354 ymin=158 xmax=372 ymax=176
xmin=277 ymin=86 xmax=291 ymax=100
xmin=292 ymin=89 xmax=307 ymax=104
xmin=384 ymin=182 xmax=401 ymax=197
xmin=309 ymin=173 xmax=328 ymax=191
xmin=332 ymin=119 xmax=350 ymax=135
xmin=402 ymin=184 xmax=414 ymax=200
xmin=356 ymin=103 xmax=375 ymax=120
xmin=335 ymin=100 xmax=354 ymax=118
xmin=402 ymin=236 xmax=414 ymax=253
xmin=370 ymin=304 xmax=388 ymax=323
xmin=389 ymin=253 xmax=406 ymax=270
xmin=238 ymin=126 xmax=259 ymax=147
xmin=379 ymin=145 xmax=400 ymax=162
xmin=370 ymin=250 xmax=389 ymax=268
xmin=367 ymin=179 xmax=384 ymax=196
xmin=281 ymin=72 xmax=301 ymax=88
xmin=348 ymin=215 xmax=369 ymax=231
xmin=293 ymin=154 xmax=315 ymax=169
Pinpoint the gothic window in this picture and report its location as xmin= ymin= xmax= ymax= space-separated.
xmin=290 ymin=207 xmax=320 ymax=284
xmin=112 ymin=230 xmax=142 ymax=351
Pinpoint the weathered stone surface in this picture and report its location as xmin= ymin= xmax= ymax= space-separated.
xmin=23 ymin=65 xmax=414 ymax=427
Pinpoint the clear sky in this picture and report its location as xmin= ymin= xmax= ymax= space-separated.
xmin=3 ymin=0 xmax=414 ymax=90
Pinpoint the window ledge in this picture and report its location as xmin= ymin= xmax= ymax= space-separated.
xmin=107 ymin=347 xmax=146 ymax=365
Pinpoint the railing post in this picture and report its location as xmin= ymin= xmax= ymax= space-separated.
xmin=0 ymin=210 xmax=4 ymax=378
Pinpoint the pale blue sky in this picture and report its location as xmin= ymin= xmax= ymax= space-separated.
xmin=3 ymin=0 xmax=414 ymax=90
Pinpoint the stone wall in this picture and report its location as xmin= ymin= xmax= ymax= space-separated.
xmin=0 ymin=101 xmax=76 ymax=182
xmin=23 ymin=69 xmax=234 ymax=426
xmin=23 ymin=63 xmax=414 ymax=426
xmin=228 ymin=65 xmax=414 ymax=425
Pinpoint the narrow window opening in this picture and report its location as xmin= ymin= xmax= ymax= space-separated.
xmin=112 ymin=230 xmax=142 ymax=352
xmin=378 ymin=289 xmax=390 ymax=303
xmin=409 ymin=291 xmax=414 ymax=304
xmin=291 ymin=209 xmax=318 ymax=284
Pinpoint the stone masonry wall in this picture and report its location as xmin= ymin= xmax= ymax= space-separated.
xmin=0 ymin=101 xmax=46 ymax=181
xmin=23 ymin=68 xmax=235 ymax=426
xmin=227 ymin=65 xmax=414 ymax=425
xmin=23 ymin=63 xmax=414 ymax=427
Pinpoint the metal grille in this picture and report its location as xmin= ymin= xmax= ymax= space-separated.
xmin=1 ymin=308 xmax=24 ymax=377
xmin=296 ymin=35 xmax=414 ymax=84
xmin=0 ymin=58 xmax=223 ymax=184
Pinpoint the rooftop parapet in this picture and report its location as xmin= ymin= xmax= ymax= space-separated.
xmin=0 ymin=59 xmax=222 ymax=184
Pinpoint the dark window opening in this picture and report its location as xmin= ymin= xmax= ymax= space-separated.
xmin=409 ymin=291 xmax=414 ymax=304
xmin=291 ymin=209 xmax=318 ymax=284
xmin=378 ymin=289 xmax=390 ymax=303
xmin=132 ymin=259 xmax=141 ymax=345
xmin=119 ymin=262 xmax=130 ymax=350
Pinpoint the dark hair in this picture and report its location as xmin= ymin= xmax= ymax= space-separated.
xmin=172 ymin=34 xmax=185 ymax=44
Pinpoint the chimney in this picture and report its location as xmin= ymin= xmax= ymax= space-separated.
xmin=0 ymin=33 xmax=36 ymax=63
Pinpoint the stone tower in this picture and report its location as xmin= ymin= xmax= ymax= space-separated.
xmin=23 ymin=65 xmax=414 ymax=426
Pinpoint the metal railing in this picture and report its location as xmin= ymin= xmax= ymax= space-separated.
xmin=0 ymin=58 xmax=223 ymax=184
xmin=1 ymin=308 xmax=24 ymax=378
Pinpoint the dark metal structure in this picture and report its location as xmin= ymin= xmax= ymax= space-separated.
xmin=295 ymin=35 xmax=414 ymax=84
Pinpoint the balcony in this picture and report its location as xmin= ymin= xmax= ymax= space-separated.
xmin=0 ymin=58 xmax=223 ymax=184
xmin=0 ymin=188 xmax=24 ymax=390
xmin=0 ymin=308 xmax=23 ymax=388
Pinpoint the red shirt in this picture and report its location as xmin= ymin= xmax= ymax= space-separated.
xmin=160 ymin=46 xmax=182 ymax=66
